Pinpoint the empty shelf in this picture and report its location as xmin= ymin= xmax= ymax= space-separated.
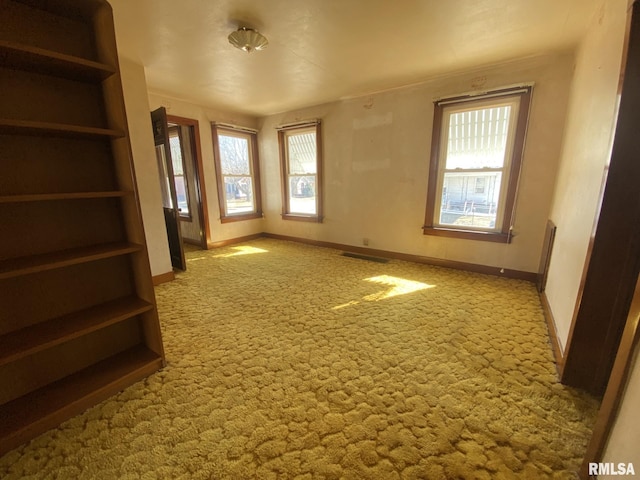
xmin=0 ymin=346 xmax=163 ymax=456
xmin=0 ymin=41 xmax=116 ymax=81
xmin=0 ymin=242 xmax=143 ymax=280
xmin=0 ymin=296 xmax=154 ymax=366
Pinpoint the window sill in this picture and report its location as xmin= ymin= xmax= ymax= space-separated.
xmin=220 ymin=212 xmax=263 ymax=224
xmin=422 ymin=226 xmax=511 ymax=243
xmin=179 ymin=214 xmax=192 ymax=222
xmin=282 ymin=213 xmax=323 ymax=223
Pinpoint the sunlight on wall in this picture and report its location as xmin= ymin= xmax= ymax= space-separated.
xmin=212 ymin=246 xmax=269 ymax=258
xmin=332 ymin=275 xmax=434 ymax=309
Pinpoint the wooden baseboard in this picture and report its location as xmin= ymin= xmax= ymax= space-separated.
xmin=203 ymin=231 xmax=537 ymax=282
xmin=540 ymin=291 xmax=565 ymax=375
xmin=260 ymin=232 xmax=538 ymax=282
xmin=152 ymin=271 xmax=175 ymax=286
xmin=182 ymin=238 xmax=205 ymax=248
xmin=203 ymin=232 xmax=537 ymax=282
xmin=207 ymin=233 xmax=263 ymax=249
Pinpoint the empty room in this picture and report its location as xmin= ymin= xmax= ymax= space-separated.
xmin=1 ymin=0 xmax=640 ymax=478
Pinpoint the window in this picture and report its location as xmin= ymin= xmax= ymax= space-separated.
xmin=212 ymin=125 xmax=262 ymax=222
xmin=423 ymin=86 xmax=532 ymax=243
xmin=168 ymin=126 xmax=191 ymax=219
xmin=277 ymin=122 xmax=323 ymax=222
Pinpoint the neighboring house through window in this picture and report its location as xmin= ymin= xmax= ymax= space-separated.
xmin=423 ymin=86 xmax=532 ymax=243
xmin=277 ymin=121 xmax=323 ymax=222
xmin=211 ymin=124 xmax=262 ymax=222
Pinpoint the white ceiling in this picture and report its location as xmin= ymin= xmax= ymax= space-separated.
xmin=108 ymin=0 xmax=601 ymax=118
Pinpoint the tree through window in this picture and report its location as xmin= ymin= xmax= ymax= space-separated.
xmin=212 ymin=125 xmax=262 ymax=222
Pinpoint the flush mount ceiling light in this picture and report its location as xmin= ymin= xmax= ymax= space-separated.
xmin=228 ymin=27 xmax=268 ymax=53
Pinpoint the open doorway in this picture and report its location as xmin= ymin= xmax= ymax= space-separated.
xmin=152 ymin=107 xmax=186 ymax=270
xmin=151 ymin=108 xmax=210 ymax=272
xmin=166 ymin=115 xmax=209 ymax=250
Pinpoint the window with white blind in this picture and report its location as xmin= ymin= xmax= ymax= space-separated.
xmin=278 ymin=122 xmax=323 ymax=222
xmin=424 ymin=87 xmax=532 ymax=243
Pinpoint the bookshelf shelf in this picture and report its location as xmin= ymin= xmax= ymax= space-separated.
xmin=0 ymin=0 xmax=165 ymax=456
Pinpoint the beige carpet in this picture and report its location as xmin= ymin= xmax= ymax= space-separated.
xmin=0 ymin=238 xmax=599 ymax=479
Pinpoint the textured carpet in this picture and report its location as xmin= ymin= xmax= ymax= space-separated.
xmin=0 ymin=238 xmax=599 ymax=479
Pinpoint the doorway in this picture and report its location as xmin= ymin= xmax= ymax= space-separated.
xmin=152 ymin=107 xmax=186 ymax=270
xmin=151 ymin=109 xmax=210 ymax=270
xmin=166 ymin=115 xmax=209 ymax=250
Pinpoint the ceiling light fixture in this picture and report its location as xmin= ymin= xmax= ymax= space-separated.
xmin=228 ymin=27 xmax=268 ymax=53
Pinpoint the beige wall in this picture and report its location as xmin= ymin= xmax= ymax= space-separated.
xmin=258 ymin=54 xmax=574 ymax=273
xmin=118 ymin=57 xmax=172 ymax=277
xmin=147 ymin=93 xmax=263 ymax=244
xmin=544 ymin=0 xmax=628 ymax=351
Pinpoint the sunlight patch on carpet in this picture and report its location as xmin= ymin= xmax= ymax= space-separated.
xmin=363 ymin=274 xmax=435 ymax=301
xmin=332 ymin=300 xmax=361 ymax=310
xmin=212 ymin=245 xmax=269 ymax=258
xmin=332 ymin=275 xmax=435 ymax=309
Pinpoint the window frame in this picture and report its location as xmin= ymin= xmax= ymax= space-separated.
xmin=211 ymin=124 xmax=263 ymax=223
xmin=277 ymin=122 xmax=323 ymax=223
xmin=423 ymin=86 xmax=532 ymax=243
xmin=168 ymin=126 xmax=192 ymax=221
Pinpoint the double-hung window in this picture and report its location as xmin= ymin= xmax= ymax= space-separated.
xmin=277 ymin=122 xmax=323 ymax=222
xmin=168 ymin=126 xmax=191 ymax=220
xmin=423 ymin=86 xmax=532 ymax=243
xmin=212 ymin=125 xmax=262 ymax=222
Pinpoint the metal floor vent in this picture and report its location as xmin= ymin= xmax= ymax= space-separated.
xmin=341 ymin=252 xmax=389 ymax=263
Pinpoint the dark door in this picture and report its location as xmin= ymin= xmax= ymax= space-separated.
xmin=151 ymin=107 xmax=186 ymax=271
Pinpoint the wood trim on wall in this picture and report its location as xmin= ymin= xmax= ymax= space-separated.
xmin=182 ymin=238 xmax=203 ymax=247
xmin=261 ymin=232 xmax=538 ymax=282
xmin=537 ymin=220 xmax=557 ymax=293
xmin=503 ymin=88 xmax=532 ymax=234
xmin=580 ymin=273 xmax=640 ymax=479
xmin=152 ymin=271 xmax=175 ymax=286
xmin=206 ymin=233 xmax=264 ymax=249
xmin=540 ymin=291 xmax=565 ymax=374
xmin=315 ymin=122 xmax=324 ymax=222
xmin=277 ymin=130 xmax=289 ymax=216
xmin=424 ymin=102 xmax=443 ymax=229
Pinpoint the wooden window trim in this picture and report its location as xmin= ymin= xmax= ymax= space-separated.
xmin=211 ymin=125 xmax=263 ymax=223
xmin=423 ymin=86 xmax=532 ymax=243
xmin=277 ymin=122 xmax=323 ymax=223
xmin=168 ymin=126 xmax=193 ymax=222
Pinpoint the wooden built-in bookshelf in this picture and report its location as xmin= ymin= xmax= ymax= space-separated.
xmin=0 ymin=0 xmax=165 ymax=456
